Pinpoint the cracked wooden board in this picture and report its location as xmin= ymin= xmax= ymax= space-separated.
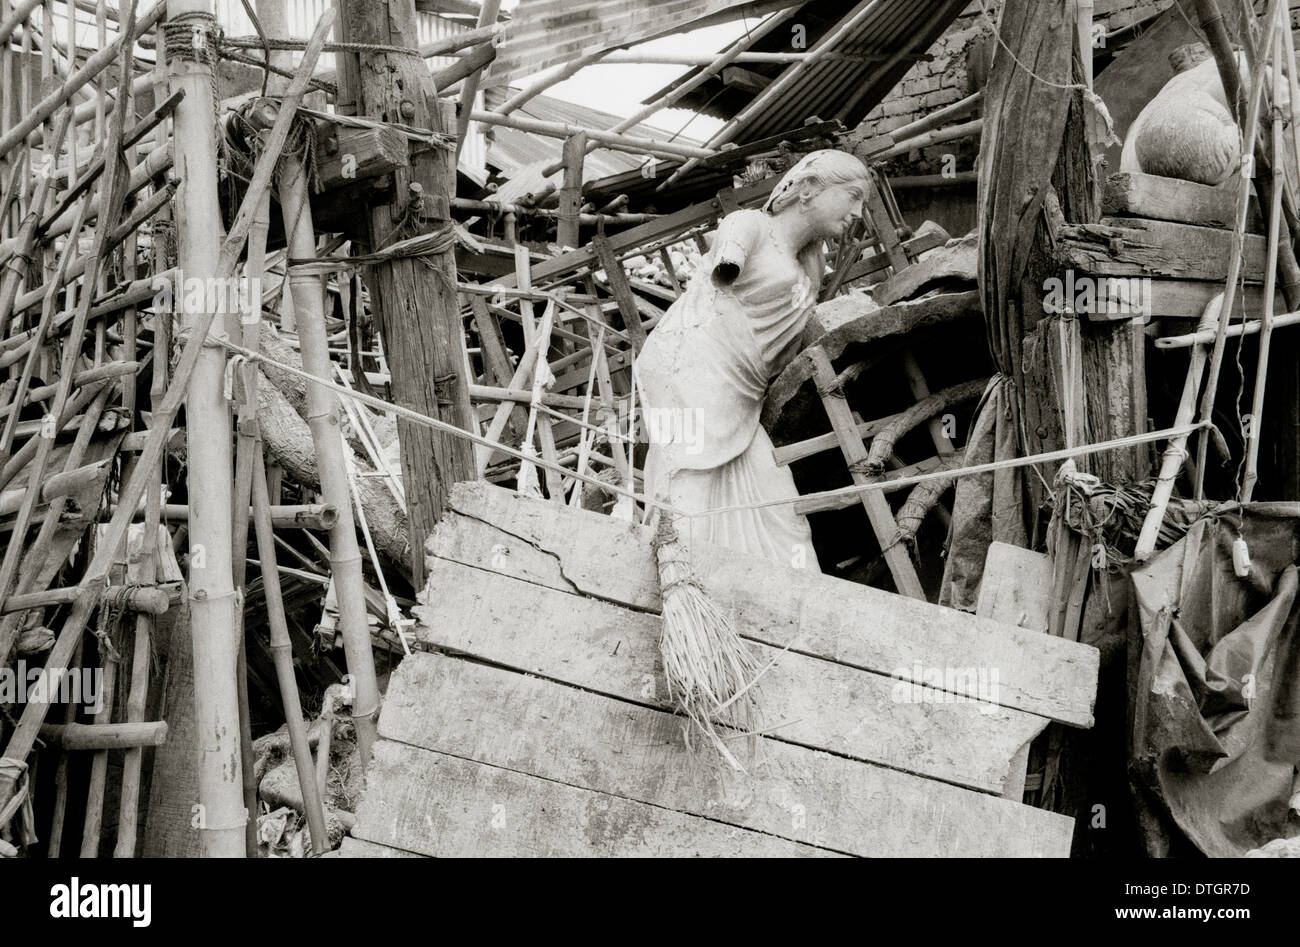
xmin=352 ymin=740 xmax=838 ymax=857
xmin=376 ymin=652 xmax=1076 ymax=856
xmin=425 ymin=482 xmax=1099 ymax=728
xmin=414 ymin=556 xmax=1051 ymax=795
xmin=1055 ymin=217 xmax=1268 ymax=282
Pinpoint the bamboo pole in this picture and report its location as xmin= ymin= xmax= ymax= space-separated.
xmin=260 ymin=0 xmax=379 ymax=768
xmin=114 ymin=33 xmax=170 ymax=855
xmin=468 ymin=109 xmax=715 ymax=161
xmin=39 ymin=721 xmax=169 ymax=749
xmin=251 ymin=444 xmax=329 ymax=854
xmin=1193 ymin=0 xmax=1280 ymax=499
xmin=1135 ymin=303 xmax=1221 ymax=560
xmin=1242 ymin=15 xmax=1287 ymax=503
xmin=452 ymin=0 xmax=498 ymax=157
xmin=493 ymin=47 xmax=611 ymax=118
xmin=167 ymin=0 xmax=244 ymax=856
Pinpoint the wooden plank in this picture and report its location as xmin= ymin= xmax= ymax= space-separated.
xmin=380 ymin=653 xmax=1077 ymax=856
xmin=807 ymin=345 xmax=925 ymax=600
xmin=429 ymin=481 xmax=1099 ymax=728
xmin=1085 ymin=277 xmax=1281 ymax=323
xmin=1056 ymin=217 xmax=1269 ymax=282
xmin=336 ymin=837 xmax=426 ymax=858
xmin=413 ymin=557 xmax=1051 ymax=795
xmin=591 ymin=233 xmax=647 ymax=352
xmin=353 ymin=740 xmax=837 ymax=857
xmin=975 ymin=541 xmax=1052 ymax=634
xmin=314 ymin=124 xmax=409 ymax=192
xmin=1102 ymin=171 xmax=1258 ymax=231
xmin=975 ymin=542 xmax=1052 ymax=803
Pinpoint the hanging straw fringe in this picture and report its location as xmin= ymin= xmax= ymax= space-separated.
xmin=652 ymin=512 xmax=761 ymax=771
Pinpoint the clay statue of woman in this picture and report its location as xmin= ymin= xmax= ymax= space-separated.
xmin=634 ymin=149 xmax=871 ymax=571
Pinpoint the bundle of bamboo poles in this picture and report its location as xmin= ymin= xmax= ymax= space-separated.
xmin=0 ymin=0 xmax=398 ymax=859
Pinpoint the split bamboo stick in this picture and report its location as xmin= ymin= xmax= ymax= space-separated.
xmin=251 ymin=445 xmax=329 ymax=854
xmin=1135 ymin=303 xmax=1222 ymax=560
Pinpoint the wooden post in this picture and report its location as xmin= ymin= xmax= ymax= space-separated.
xmin=335 ymin=0 xmax=475 ymax=586
xmin=557 ymin=132 xmax=586 ymax=249
xmin=166 ymin=0 xmax=244 ymax=858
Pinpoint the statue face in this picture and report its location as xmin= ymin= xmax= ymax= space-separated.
xmin=804 ymin=177 xmax=868 ymax=240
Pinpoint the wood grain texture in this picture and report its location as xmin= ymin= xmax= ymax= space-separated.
xmin=414 ymin=556 xmax=1051 ymax=795
xmin=430 ymin=481 xmax=1098 ymax=727
xmin=1102 ymin=171 xmax=1257 ymax=231
xmin=336 ymin=1 xmax=475 ymax=585
xmin=352 ymin=740 xmax=838 ymax=857
xmin=377 ymin=653 xmax=1076 ymax=856
xmin=1056 ymin=217 xmax=1268 ymax=282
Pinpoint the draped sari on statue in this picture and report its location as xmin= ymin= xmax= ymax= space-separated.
xmin=634 ymin=207 xmax=822 ymax=570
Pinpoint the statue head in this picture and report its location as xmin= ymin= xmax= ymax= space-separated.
xmin=763 ymin=149 xmax=871 ymax=242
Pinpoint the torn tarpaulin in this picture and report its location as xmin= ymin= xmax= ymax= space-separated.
xmin=1129 ymin=506 xmax=1300 ymax=856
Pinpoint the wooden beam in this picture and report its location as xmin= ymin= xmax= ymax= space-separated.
xmin=314 ymin=123 xmax=409 ymax=191
xmin=336 ymin=0 xmax=476 ymax=586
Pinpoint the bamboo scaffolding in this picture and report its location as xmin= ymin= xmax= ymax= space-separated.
xmin=0 ymin=1 xmax=164 ymax=161
xmin=0 ymin=4 xmax=335 ymax=853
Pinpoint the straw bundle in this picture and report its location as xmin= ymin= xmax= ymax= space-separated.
xmin=653 ymin=514 xmax=761 ymax=770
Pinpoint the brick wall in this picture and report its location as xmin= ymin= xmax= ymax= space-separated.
xmin=863 ymin=0 xmax=1176 ymax=178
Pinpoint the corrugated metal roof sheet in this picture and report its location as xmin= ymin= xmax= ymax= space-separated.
xmin=486 ymin=0 xmax=758 ymax=82
xmin=647 ymin=0 xmax=973 ymax=143
xmin=484 ymin=91 xmax=701 ymax=184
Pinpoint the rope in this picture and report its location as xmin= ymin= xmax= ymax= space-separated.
xmin=93 ymin=583 xmax=139 ymax=663
xmin=976 ymin=0 xmax=1121 ymax=147
xmin=217 ymin=335 xmax=1216 ymax=523
xmin=162 ymin=11 xmax=218 ymax=67
xmin=220 ymin=35 xmax=426 ymax=56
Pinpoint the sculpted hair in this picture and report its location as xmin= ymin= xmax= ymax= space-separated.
xmin=763 ymin=150 xmax=870 ymax=216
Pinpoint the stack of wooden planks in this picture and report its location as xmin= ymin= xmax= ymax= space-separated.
xmin=343 ymin=481 xmax=1100 ymax=857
